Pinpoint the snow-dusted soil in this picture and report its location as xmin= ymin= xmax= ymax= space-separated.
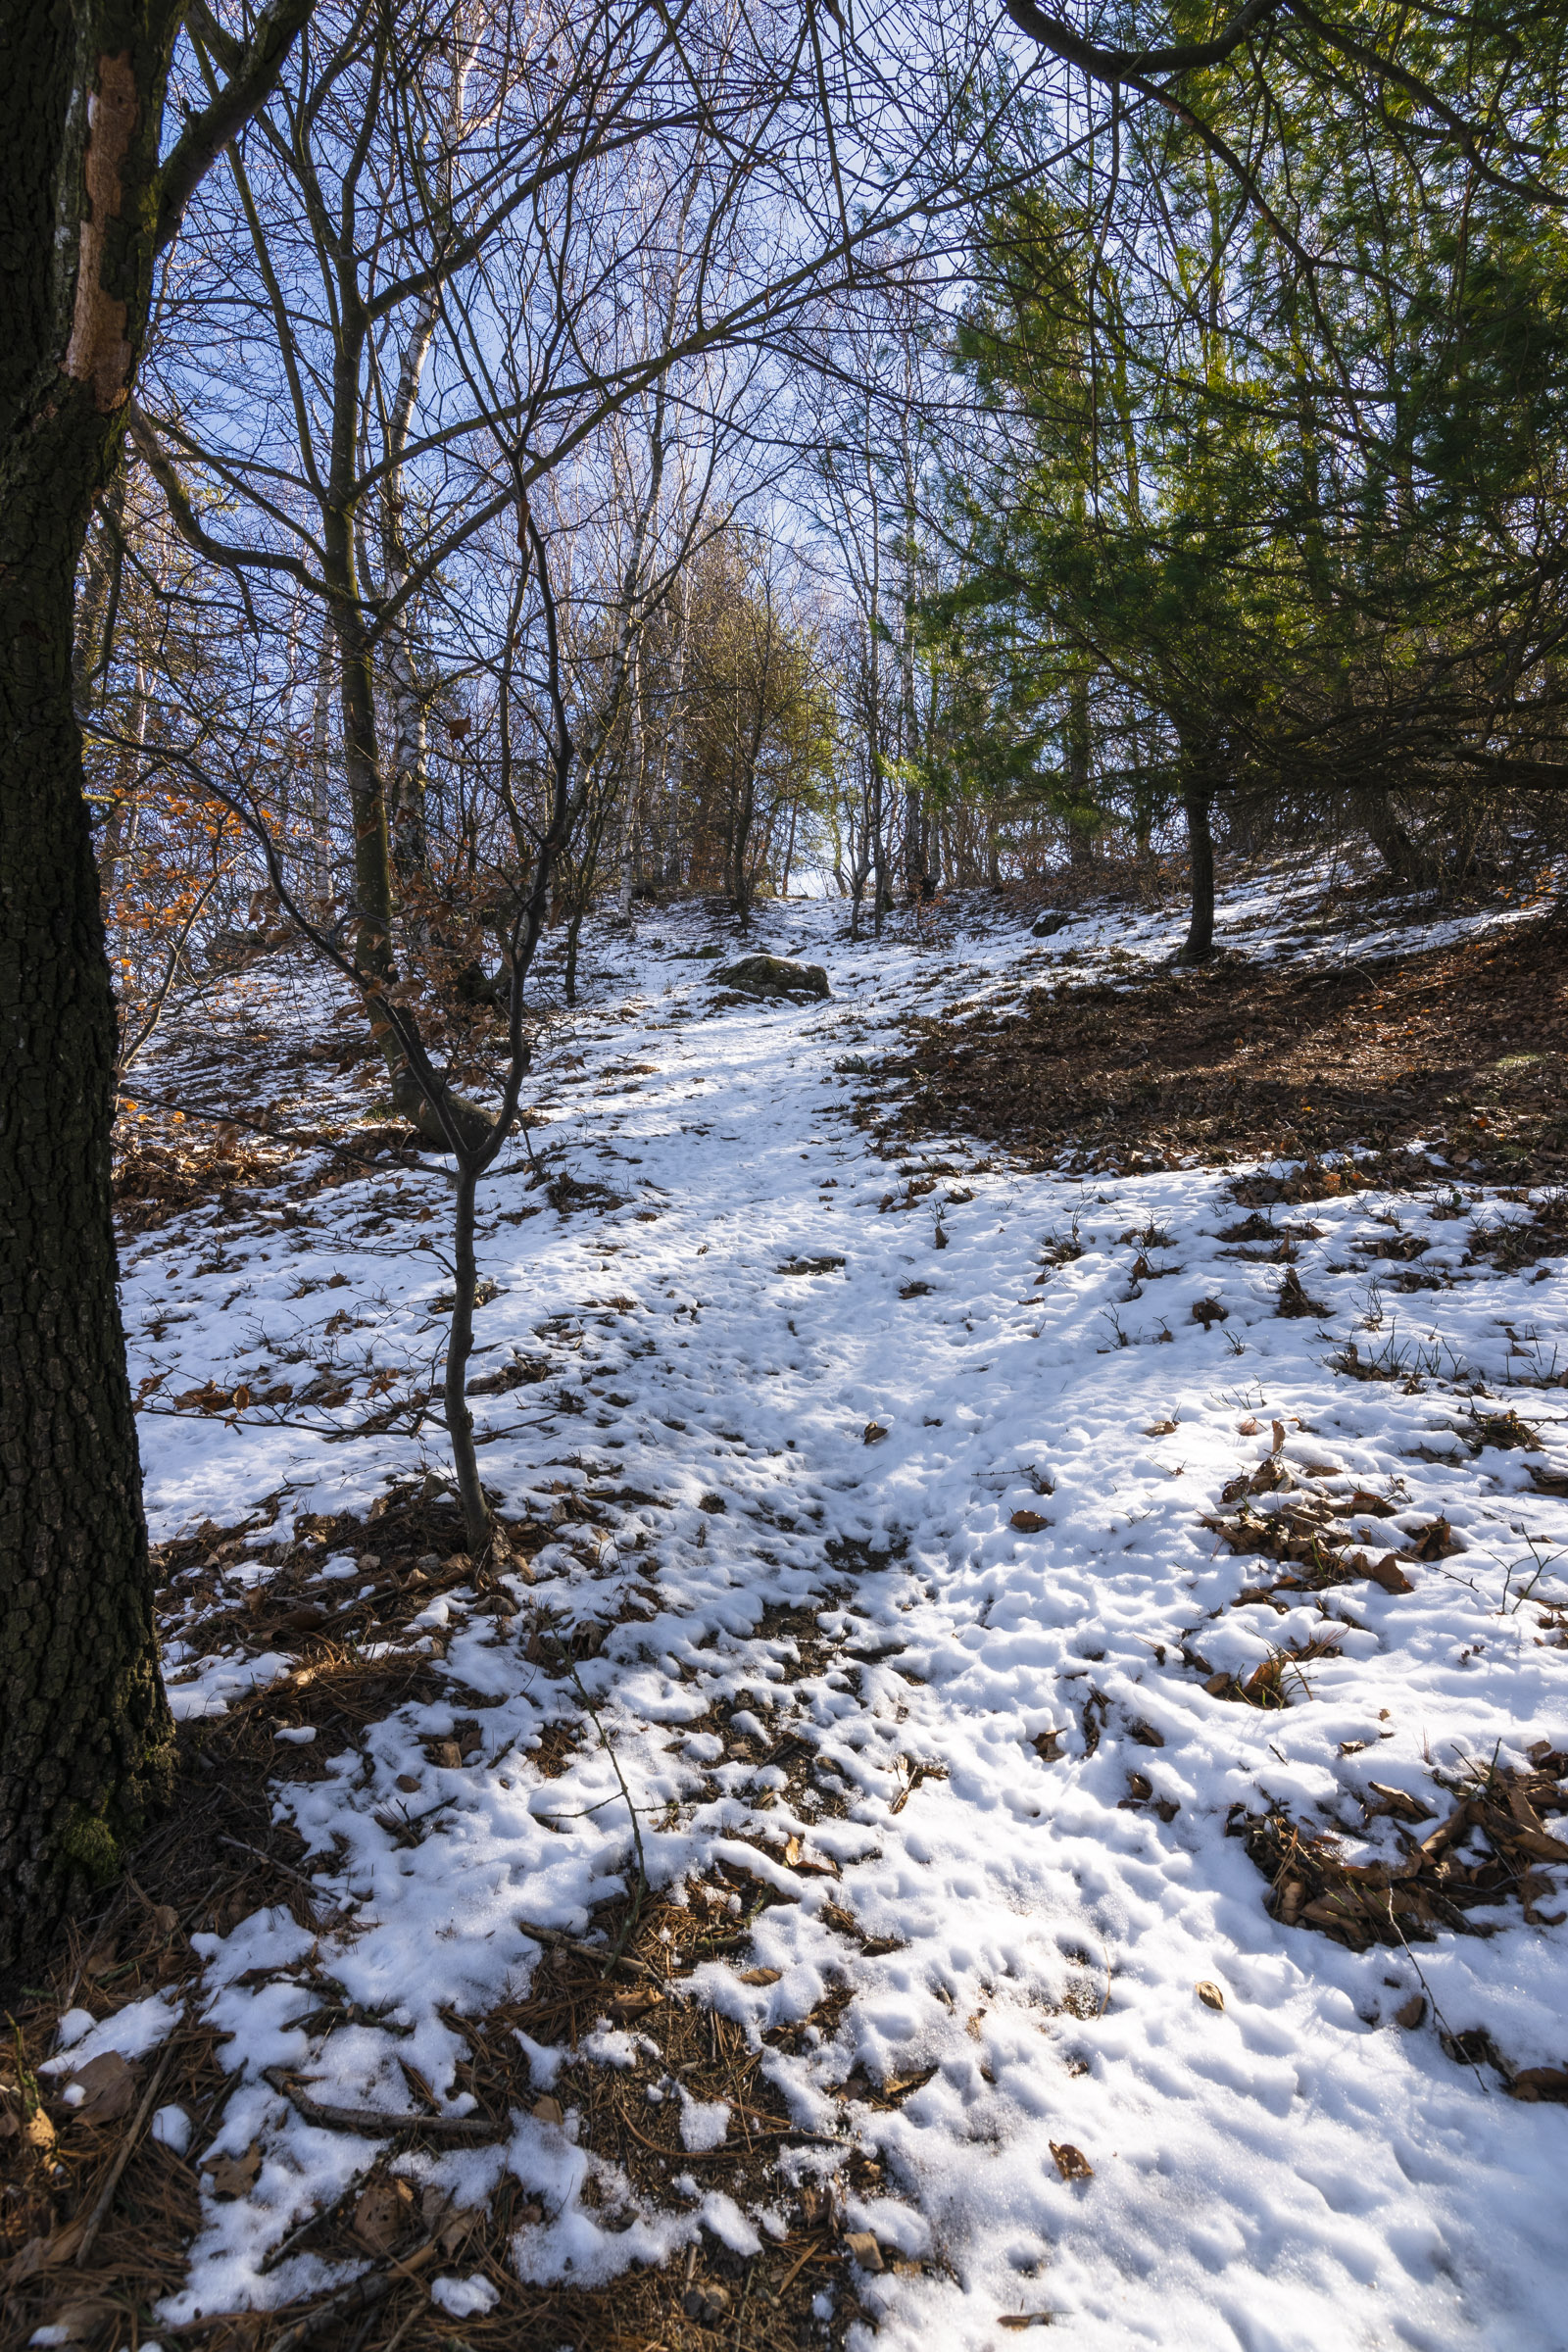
xmin=99 ymin=861 xmax=1568 ymax=2349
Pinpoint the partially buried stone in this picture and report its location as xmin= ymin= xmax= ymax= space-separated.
xmin=713 ymin=955 xmax=830 ymax=1000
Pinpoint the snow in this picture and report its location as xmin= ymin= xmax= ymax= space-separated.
xmin=117 ymin=856 xmax=1568 ymax=2346
xmin=42 ymin=1994 xmax=180 ymax=2074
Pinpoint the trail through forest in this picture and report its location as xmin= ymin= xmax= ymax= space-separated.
xmin=10 ymin=862 xmax=1568 ymax=2352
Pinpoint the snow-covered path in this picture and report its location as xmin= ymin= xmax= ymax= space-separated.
xmin=111 ymin=875 xmax=1568 ymax=2349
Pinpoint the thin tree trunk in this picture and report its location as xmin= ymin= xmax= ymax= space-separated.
xmin=1177 ymin=777 xmax=1216 ymax=964
xmin=1354 ymin=786 xmax=1440 ymax=894
xmin=98 ymin=658 xmax=148 ymax=924
xmin=310 ymin=617 xmax=334 ymax=903
xmin=616 ymin=639 xmax=644 ymax=924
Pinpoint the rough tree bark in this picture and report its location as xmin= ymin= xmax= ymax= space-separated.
xmin=1176 ymin=774 xmax=1217 ymax=964
xmin=0 ymin=0 xmax=314 ymax=1971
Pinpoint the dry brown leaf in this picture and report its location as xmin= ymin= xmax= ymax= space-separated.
xmin=1010 ymin=1508 xmax=1050 ymax=1533
xmin=1196 ymin=1981 xmax=1226 ymax=2012
xmin=26 ymin=2298 xmax=116 ymax=2342
xmin=738 ymin=1967 xmax=783 ymax=1986
xmin=1145 ymin=1419 xmax=1178 ymax=1436
xmin=1238 ymin=1417 xmax=1260 ymax=1435
xmin=23 ymin=2106 xmax=56 ymax=2152
xmin=608 ymin=1986 xmax=663 ymax=2017
xmin=862 ymin=1422 xmax=889 ymax=1445
xmin=784 ymin=1834 xmax=803 ymax=1865
xmin=1051 ymin=2141 xmax=1093 ymax=2182
xmin=531 ymin=2095 xmax=564 ymax=2128
xmin=1394 ymin=1995 xmax=1427 ymax=2030
xmin=66 ymin=2048 xmax=137 ymax=2126
xmin=208 ymin=2142 xmax=264 ymax=2198
xmin=352 ymin=2177 xmax=414 ymax=2253
xmin=844 ymin=2230 xmax=885 ymax=2272
xmin=395 ymin=1773 xmax=421 ymax=1793
xmin=1364 ymin=1552 xmax=1416 ymax=1594
xmin=1507 ymin=2067 xmax=1568 ymax=2103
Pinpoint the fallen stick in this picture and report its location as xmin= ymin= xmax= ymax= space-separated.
xmin=263 ymin=2068 xmax=498 ymax=2141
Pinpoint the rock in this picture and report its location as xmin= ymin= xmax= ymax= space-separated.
xmin=1031 ymin=911 xmax=1067 ymax=937
xmin=713 ymin=955 xmax=830 ymax=1000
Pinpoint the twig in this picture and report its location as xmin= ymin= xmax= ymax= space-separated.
xmin=74 ymin=2034 xmax=180 ymax=2266
xmin=617 ymin=2108 xmax=844 ymax=2162
xmin=566 ymin=1664 xmax=650 ymax=1975
xmin=262 ymin=2066 xmax=499 ymax=2140
xmin=515 ymin=1924 xmax=662 ymax=1983
xmin=257 ymin=2169 xmax=370 ymax=2275
xmin=217 ymin=1835 xmax=339 ymax=1913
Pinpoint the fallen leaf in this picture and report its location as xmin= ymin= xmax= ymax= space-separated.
xmin=1145 ymin=1419 xmax=1178 ymax=1436
xmin=395 ymin=1774 xmax=421 ymax=1793
xmin=862 ymin=1422 xmax=889 ymax=1445
xmin=608 ymin=1986 xmax=663 ymax=2017
xmin=1010 ymin=1508 xmax=1050 ymax=1533
xmin=1405 ymin=1517 xmax=1461 ymax=1561
xmin=1032 ymin=1729 xmax=1065 ymax=1762
xmin=1367 ymin=1782 xmax=1436 ymax=1824
xmin=26 ymin=2298 xmax=116 ymax=2342
xmin=1127 ymin=1718 xmax=1165 ymax=1748
xmin=1394 ymin=1995 xmax=1427 ymax=2030
xmin=1196 ymin=1981 xmax=1226 ymax=2012
xmin=23 ymin=2107 xmax=56 ymax=2152
xmin=66 ymin=2049 xmax=137 ymax=2126
xmin=1271 ymin=1419 xmax=1286 ymax=1454
xmin=844 ymin=2230 xmax=884 ymax=2272
xmin=531 ymin=2096 xmax=564 ymax=2128
xmin=684 ymin=2282 xmax=734 ymax=2324
xmin=1365 ymin=1552 xmax=1415 ymax=1594
xmin=1238 ymin=1417 xmax=1260 ymax=1435
xmin=352 ymin=2178 xmax=414 ymax=2253
xmin=1507 ymin=2067 xmax=1568 ymax=2102
xmin=1050 ymin=2141 xmax=1093 ymax=2181
xmin=208 ymin=2142 xmax=264 ymax=2198
xmin=784 ymin=1834 xmax=802 ymax=1865
xmin=738 ymin=1967 xmax=782 ymax=1986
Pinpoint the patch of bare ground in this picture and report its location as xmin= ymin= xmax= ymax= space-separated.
xmin=888 ymin=907 xmax=1568 ymax=1183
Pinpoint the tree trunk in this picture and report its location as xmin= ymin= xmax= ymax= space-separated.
xmin=0 ymin=0 xmax=324 ymax=1967
xmin=1176 ymin=777 xmax=1216 ymax=964
xmin=1354 ymin=786 xmax=1440 ymax=894
xmin=310 ymin=616 xmax=335 ymax=903
xmin=1066 ymin=672 xmax=1095 ymax=866
xmin=1 ymin=487 xmax=174 ymax=1972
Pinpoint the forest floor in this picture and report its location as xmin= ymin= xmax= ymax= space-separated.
xmin=6 ymin=852 xmax=1568 ymax=2352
